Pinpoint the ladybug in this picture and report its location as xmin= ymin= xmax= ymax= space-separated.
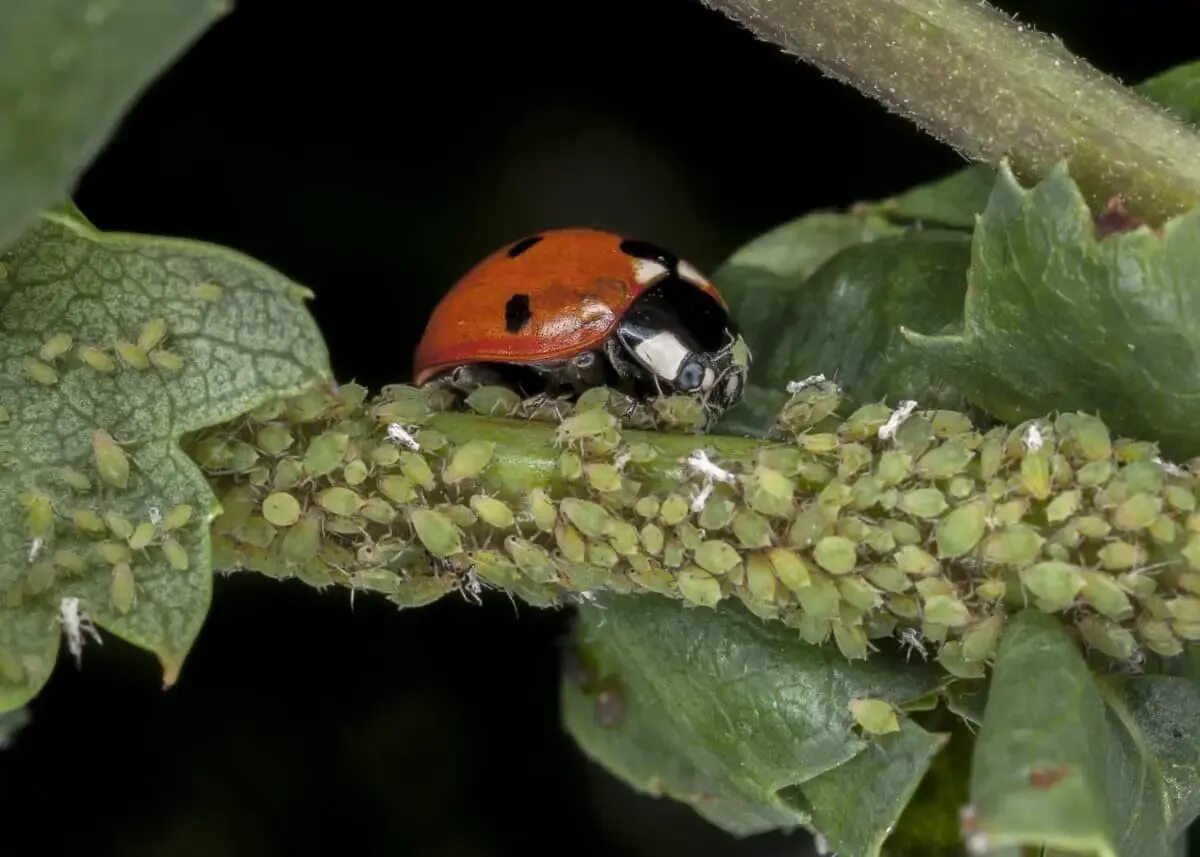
xmin=413 ymin=228 xmax=751 ymax=417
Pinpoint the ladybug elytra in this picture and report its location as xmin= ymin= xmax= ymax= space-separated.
xmin=413 ymin=228 xmax=751 ymax=418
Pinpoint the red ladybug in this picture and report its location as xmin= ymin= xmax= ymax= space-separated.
xmin=413 ymin=228 xmax=750 ymax=416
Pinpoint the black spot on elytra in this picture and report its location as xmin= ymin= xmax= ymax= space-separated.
xmin=505 ymin=293 xmax=532 ymax=333
xmin=507 ymin=235 xmax=543 ymax=258
xmin=619 ymin=238 xmax=678 ymax=270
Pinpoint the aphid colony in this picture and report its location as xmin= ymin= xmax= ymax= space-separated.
xmin=191 ymin=377 xmax=1200 ymax=673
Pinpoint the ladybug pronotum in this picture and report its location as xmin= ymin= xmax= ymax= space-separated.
xmin=413 ymin=228 xmax=751 ymax=418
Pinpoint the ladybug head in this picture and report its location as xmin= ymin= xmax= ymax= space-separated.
xmin=614 ymin=277 xmax=751 ymax=416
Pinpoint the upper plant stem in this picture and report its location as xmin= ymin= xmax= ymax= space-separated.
xmin=700 ymin=0 xmax=1200 ymax=223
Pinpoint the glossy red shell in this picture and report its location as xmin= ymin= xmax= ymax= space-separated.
xmin=413 ymin=228 xmax=726 ymax=384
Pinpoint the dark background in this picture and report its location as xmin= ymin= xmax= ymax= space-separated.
xmin=4 ymin=2 xmax=1200 ymax=855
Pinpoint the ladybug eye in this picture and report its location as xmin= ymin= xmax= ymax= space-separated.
xmin=677 ymin=360 xmax=706 ymax=390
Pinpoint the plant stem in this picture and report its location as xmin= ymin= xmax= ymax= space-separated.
xmin=700 ymin=0 xmax=1200 ymax=223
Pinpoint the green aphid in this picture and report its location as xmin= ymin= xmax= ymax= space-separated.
xmin=92 ymin=429 xmax=130 ymax=489
xmin=72 ymin=508 xmax=107 ymax=535
xmin=757 ymin=446 xmax=802 ymax=476
xmin=285 ymin=389 xmax=332 ymax=422
xmin=848 ymin=698 xmax=900 ymax=735
xmin=317 ymin=487 xmax=364 ymax=517
xmin=849 ymin=475 xmax=883 ymax=511
xmin=676 ymin=522 xmax=704 ymax=551
xmin=732 ymin=510 xmax=772 ymax=548
xmin=938 ymin=642 xmax=986 ymax=679
xmin=1137 ymin=615 xmax=1182 ymax=657
xmin=1165 ymin=484 xmax=1197 ymax=512
xmin=464 ymin=385 xmax=521 ymax=416
xmin=916 ymin=441 xmax=974 ymax=480
xmin=113 ymin=340 xmax=150 ymax=370
xmin=53 ymin=550 xmax=86 ymax=575
xmin=864 ymin=563 xmax=909 ymax=594
xmin=863 ymin=525 xmax=896 ymax=555
xmin=992 ymin=498 xmax=1028 ymax=527
xmin=791 ymin=613 xmax=831 ymax=646
xmin=110 ymin=563 xmax=136 ymax=613
xmin=443 ymin=440 xmax=496 ymax=484
xmin=274 ymin=459 xmax=305 ymax=490
xmin=304 ymin=431 xmax=349 ymax=476
xmin=694 ymin=540 xmax=741 ymax=576
xmin=777 ymin=382 xmax=842 ymax=431
xmin=923 ymin=621 xmax=949 ymax=645
xmin=663 ymin=538 xmax=686 ymax=568
xmin=473 ymin=550 xmax=521 ymax=587
xmin=378 ymin=475 xmax=417 ymax=504
xmin=39 ymin=332 xmax=73 ymax=362
xmin=133 ymin=317 xmax=168 ymax=353
xmin=1114 ymin=439 xmax=1158 ymax=463
xmin=369 ymin=443 xmax=400 ymax=467
xmin=1166 ymin=596 xmax=1200 ymax=623
xmin=128 ymin=521 xmax=156 ymax=551
xmin=922 ymin=593 xmax=970 ymax=627
xmin=961 ymin=616 xmax=1003 ymax=662
xmin=1112 ymin=493 xmax=1162 ymax=532
xmin=24 ymin=561 xmax=56 ymax=594
xmin=1058 ymin=413 xmax=1111 ymax=461
xmin=555 ymin=408 xmax=619 ymax=445
xmin=640 ymin=523 xmax=665 ymax=556
xmin=934 ymin=498 xmax=987 ymax=558
xmin=561 ymin=498 xmax=612 ymax=539
xmin=1043 ymin=543 xmax=1070 ymax=562
xmin=20 ymin=492 xmax=53 ymax=536
xmin=652 ymin=394 xmax=706 ymax=430
xmin=281 ymin=515 xmax=322 ymax=561
xmin=796 ymin=576 xmax=840 ymax=620
xmin=361 ymin=497 xmax=397 ymax=525
xmin=554 ymin=522 xmax=587 ymax=563
xmin=839 ymin=402 xmax=893 ymax=441
xmin=1019 ymin=450 xmax=1052 ymax=500
xmin=587 ymin=541 xmax=619 ymax=568
xmin=226 ymin=441 xmax=260 ymax=473
xmin=162 ymin=536 xmax=189 ymax=570
xmin=263 ymin=492 xmax=302 ymax=527
xmin=930 ymin=410 xmax=973 ymax=438
xmin=817 ymin=481 xmax=852 ymax=512
xmin=238 ymin=516 xmax=278 ymax=548
xmin=788 ymin=503 xmax=830 ymax=548
xmin=585 ymin=462 xmax=622 ymax=493
xmin=978 ymin=438 xmax=1004 ymax=481
xmin=797 ymin=460 xmax=834 ymax=487
xmin=1149 ymin=515 xmax=1178 ymax=544
xmin=471 ymin=495 xmax=515 ymax=530
xmin=1019 ymin=561 xmax=1085 ymax=611
xmin=399 ymin=452 xmax=437 ymax=491
xmin=886 ymin=519 xmax=923 ymax=546
xmin=874 ymin=450 xmax=912 ymax=487
xmin=1119 ymin=460 xmax=1165 ymax=495
xmin=837 ymin=443 xmax=872 ymax=480
xmin=743 ymin=466 xmax=794 ymax=518
xmin=982 ymin=525 xmax=1044 ymax=566
xmin=1074 ymin=515 xmax=1111 ymax=540
xmin=24 ymin=357 xmax=57 ymax=385
xmin=624 ymin=443 xmax=658 ymax=465
xmin=677 ymin=568 xmax=723 ymax=607
xmin=559 ymin=450 xmax=584 ymax=481
xmin=697 ymin=496 xmax=734 ymax=530
xmin=607 ymin=520 xmax=640 ymax=556
xmin=1173 ymin=620 xmax=1200 ymax=641
xmin=1080 ymin=571 xmax=1133 ymax=620
xmin=342 ymin=458 xmax=369 ymax=486
xmin=833 ymin=622 xmax=869 ymax=660
xmin=406 ymin=509 xmax=461 ymax=558
xmin=814 ymin=536 xmax=857 ymax=575
xmin=836 ymin=516 xmax=867 ymax=543
xmin=764 ymin=547 xmax=809 ymax=592
xmin=895 ymin=545 xmax=939 ymax=577
xmin=838 ymin=577 xmax=881 ymax=612
xmin=249 ymin=398 xmax=286 ymax=422
xmin=899 ymin=487 xmax=947 ymax=519
xmin=442 ymin=503 xmax=477 ymax=529
xmin=886 ymin=594 xmax=920 ymax=620
xmin=744 ymin=552 xmax=777 ymax=603
xmin=1049 ymin=522 xmax=1082 ymax=550
xmin=1045 ymin=489 xmax=1080 ymax=524
xmin=947 ymin=477 xmax=974 ymax=500
xmin=257 ymin=424 xmax=296 ymax=458
xmin=1076 ymin=460 xmax=1113 ymax=488
xmin=528 ymin=489 xmax=557 ymax=532
xmin=798 ymin=432 xmax=838 ymax=455
xmin=574 ymin=386 xmax=612 ymax=412
xmin=505 ymin=536 xmax=556 ymax=582
xmin=95 ymin=540 xmax=131 ymax=565
xmin=658 ymin=494 xmax=690 ymax=527
xmin=894 ymin=416 xmax=934 ymax=456
xmin=865 ymin=612 xmax=899 ymax=640
xmin=1077 ymin=615 xmax=1137 ymax=660
xmin=563 ymin=562 xmax=612 ymax=591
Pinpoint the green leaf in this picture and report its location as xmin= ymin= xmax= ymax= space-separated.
xmin=905 ymin=161 xmax=1200 ymax=458
xmin=714 ymin=229 xmax=972 ymax=434
xmin=562 ymin=594 xmax=948 ymax=856
xmin=0 ymin=1 xmax=227 ymax=250
xmin=970 ymin=610 xmax=1200 ymax=856
xmin=0 ymin=210 xmax=331 ymax=712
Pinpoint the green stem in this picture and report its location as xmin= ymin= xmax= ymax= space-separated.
xmin=700 ymin=0 xmax=1200 ymax=223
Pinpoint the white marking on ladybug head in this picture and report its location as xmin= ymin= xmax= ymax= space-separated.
xmin=632 ymin=258 xmax=670 ymax=285
xmin=632 ymin=331 xmax=689 ymax=381
xmin=677 ymin=259 xmax=708 ymax=287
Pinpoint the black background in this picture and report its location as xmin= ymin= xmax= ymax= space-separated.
xmin=4 ymin=2 xmax=1200 ymax=855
